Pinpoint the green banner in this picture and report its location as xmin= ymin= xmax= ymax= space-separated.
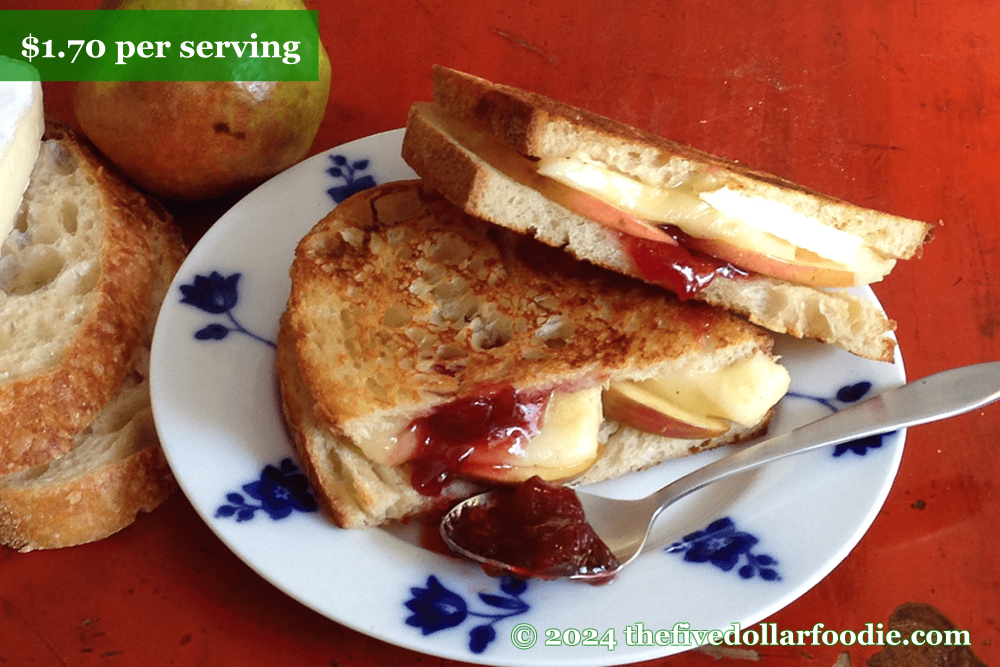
xmin=0 ymin=10 xmax=321 ymax=81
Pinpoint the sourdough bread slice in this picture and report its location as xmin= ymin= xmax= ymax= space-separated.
xmin=401 ymin=67 xmax=935 ymax=362
xmin=0 ymin=122 xmax=165 ymax=473
xmin=279 ymin=181 xmax=780 ymax=528
xmin=0 ymin=183 xmax=186 ymax=552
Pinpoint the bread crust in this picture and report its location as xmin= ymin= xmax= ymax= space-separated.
xmin=0 ymin=123 xmax=186 ymax=550
xmin=0 ymin=122 xmax=165 ymax=473
xmin=279 ymin=181 xmax=779 ymax=528
xmin=403 ymin=101 xmax=899 ymax=362
xmin=277 ymin=314 xmax=480 ymax=529
xmin=0 ymin=443 xmax=176 ymax=552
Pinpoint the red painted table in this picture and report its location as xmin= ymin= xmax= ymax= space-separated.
xmin=3 ymin=1 xmax=997 ymax=665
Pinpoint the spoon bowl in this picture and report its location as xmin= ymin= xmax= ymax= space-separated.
xmin=441 ymin=362 xmax=1000 ymax=582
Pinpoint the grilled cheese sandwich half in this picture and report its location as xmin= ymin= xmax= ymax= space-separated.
xmin=278 ymin=180 xmax=789 ymax=528
xmin=401 ymin=66 xmax=935 ymax=362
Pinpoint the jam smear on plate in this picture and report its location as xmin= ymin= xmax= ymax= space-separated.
xmin=447 ymin=476 xmax=620 ymax=584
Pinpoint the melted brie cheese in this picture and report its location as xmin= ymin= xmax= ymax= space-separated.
xmin=699 ymin=186 xmax=862 ymax=265
xmin=0 ymin=59 xmax=44 ymax=243
xmin=536 ymin=153 xmax=879 ymax=275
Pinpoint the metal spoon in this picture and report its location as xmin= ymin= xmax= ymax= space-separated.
xmin=441 ymin=362 xmax=1000 ymax=583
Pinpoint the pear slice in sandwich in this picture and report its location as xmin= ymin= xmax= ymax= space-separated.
xmin=278 ymin=180 xmax=789 ymax=529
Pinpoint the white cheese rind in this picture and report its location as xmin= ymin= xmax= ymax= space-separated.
xmin=699 ymin=186 xmax=863 ymax=265
xmin=0 ymin=60 xmax=44 ymax=244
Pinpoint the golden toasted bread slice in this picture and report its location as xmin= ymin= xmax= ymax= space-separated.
xmin=401 ymin=66 xmax=935 ymax=362
xmin=279 ymin=181 xmax=782 ymax=528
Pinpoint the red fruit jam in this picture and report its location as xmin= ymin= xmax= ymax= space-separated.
xmin=407 ymin=385 xmax=550 ymax=497
xmin=619 ymin=226 xmax=748 ymax=299
xmin=447 ymin=476 xmax=620 ymax=583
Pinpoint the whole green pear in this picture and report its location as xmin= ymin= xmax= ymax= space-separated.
xmin=72 ymin=0 xmax=331 ymax=201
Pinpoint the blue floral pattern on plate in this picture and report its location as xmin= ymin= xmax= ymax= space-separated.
xmin=327 ymin=154 xmax=377 ymax=203
xmin=405 ymin=575 xmax=531 ymax=654
xmin=178 ymin=271 xmax=276 ymax=348
xmin=216 ymin=458 xmax=318 ymax=522
xmin=666 ymin=517 xmax=780 ymax=581
xmin=788 ymin=381 xmax=889 ymax=456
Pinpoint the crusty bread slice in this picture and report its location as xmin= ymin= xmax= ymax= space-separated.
xmin=0 ymin=188 xmax=186 ymax=552
xmin=279 ymin=180 xmax=777 ymax=528
xmin=401 ymin=67 xmax=935 ymax=362
xmin=0 ymin=122 xmax=165 ymax=474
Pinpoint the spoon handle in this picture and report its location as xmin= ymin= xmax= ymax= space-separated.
xmin=648 ymin=361 xmax=1000 ymax=512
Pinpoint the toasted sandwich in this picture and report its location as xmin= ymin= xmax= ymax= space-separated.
xmin=277 ymin=180 xmax=791 ymax=529
xmin=401 ymin=66 xmax=935 ymax=362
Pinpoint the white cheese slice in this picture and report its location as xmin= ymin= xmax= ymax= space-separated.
xmin=699 ymin=186 xmax=863 ymax=265
xmin=537 ymin=154 xmax=714 ymax=229
xmin=0 ymin=58 xmax=44 ymax=244
xmin=536 ymin=154 xmax=865 ymax=266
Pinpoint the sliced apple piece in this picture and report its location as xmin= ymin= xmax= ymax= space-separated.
xmin=540 ymin=183 xmax=679 ymax=244
xmin=460 ymin=386 xmax=603 ymax=484
xmin=603 ymin=382 xmax=731 ymax=439
xmin=684 ymin=236 xmax=860 ymax=288
xmin=641 ymin=355 xmax=791 ymax=428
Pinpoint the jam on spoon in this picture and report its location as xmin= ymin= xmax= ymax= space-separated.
xmin=442 ymin=476 xmax=620 ymax=584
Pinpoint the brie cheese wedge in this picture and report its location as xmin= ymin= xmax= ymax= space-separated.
xmin=0 ymin=58 xmax=45 ymax=244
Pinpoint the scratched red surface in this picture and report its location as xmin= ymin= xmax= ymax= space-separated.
xmin=3 ymin=1 xmax=999 ymax=665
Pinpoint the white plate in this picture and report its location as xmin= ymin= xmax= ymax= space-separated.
xmin=150 ymin=129 xmax=906 ymax=666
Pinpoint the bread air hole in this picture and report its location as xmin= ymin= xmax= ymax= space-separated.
xmin=382 ymin=302 xmax=411 ymax=328
xmin=535 ymin=315 xmax=576 ymax=348
xmin=471 ymin=314 xmax=514 ymax=350
xmin=365 ymin=376 xmax=389 ymax=402
xmin=0 ymin=246 xmax=66 ymax=296
xmin=61 ymin=200 xmax=79 ymax=234
xmin=427 ymin=232 xmax=474 ymax=266
xmin=70 ymin=260 xmax=99 ymax=296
